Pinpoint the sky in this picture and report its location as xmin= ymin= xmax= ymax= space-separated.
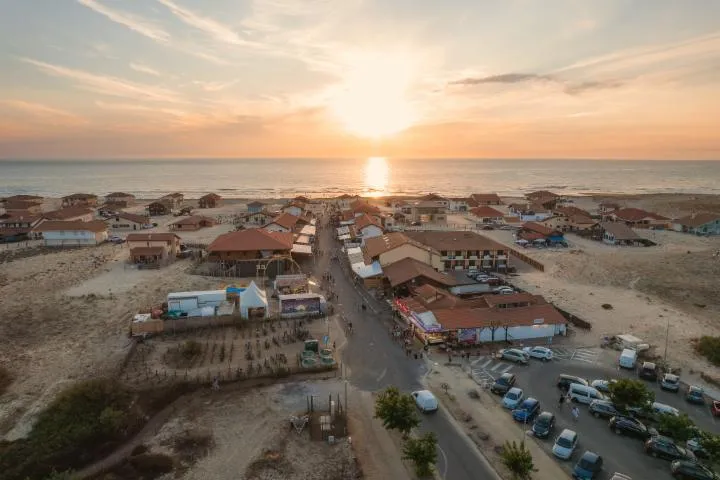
xmin=0 ymin=0 xmax=719 ymax=160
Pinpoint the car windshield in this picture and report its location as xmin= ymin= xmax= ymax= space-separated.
xmin=557 ymin=436 xmax=574 ymax=448
xmin=507 ymin=392 xmax=519 ymax=400
xmin=536 ymin=416 xmax=550 ymax=426
xmin=665 ymin=377 xmax=678 ymax=384
xmin=578 ymin=458 xmax=599 ymax=471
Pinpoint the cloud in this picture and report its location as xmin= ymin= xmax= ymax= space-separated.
xmin=77 ymin=0 xmax=171 ymax=43
xmin=22 ymin=58 xmax=184 ymax=103
xmin=129 ymin=62 xmax=161 ymax=76
xmin=449 ymin=72 xmax=622 ymax=96
xmin=156 ymin=0 xmax=256 ymax=46
xmin=190 ymin=80 xmax=239 ymax=92
xmin=449 ymin=73 xmax=554 ymax=85
xmin=1 ymin=100 xmax=87 ymax=124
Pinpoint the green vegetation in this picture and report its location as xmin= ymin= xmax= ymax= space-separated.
xmin=374 ymin=386 xmax=420 ymax=437
xmin=501 ymin=440 xmax=535 ymax=480
xmin=0 ymin=364 xmax=12 ymax=395
xmin=699 ymin=432 xmax=720 ymax=466
xmin=695 ymin=336 xmax=720 ymax=366
xmin=657 ymin=413 xmax=696 ymax=442
xmin=402 ymin=432 xmax=437 ymax=478
xmin=608 ymin=378 xmax=654 ymax=412
xmin=181 ymin=340 xmax=203 ymax=359
xmin=0 ymin=378 xmax=133 ymax=480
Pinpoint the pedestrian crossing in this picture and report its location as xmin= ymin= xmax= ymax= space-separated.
xmin=550 ymin=347 xmax=599 ymax=364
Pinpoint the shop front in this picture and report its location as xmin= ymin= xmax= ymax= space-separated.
xmin=394 ymin=298 xmax=446 ymax=345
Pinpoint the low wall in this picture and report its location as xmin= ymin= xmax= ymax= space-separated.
xmin=509 ymin=249 xmax=545 ymax=272
xmin=555 ymin=306 xmax=592 ymax=330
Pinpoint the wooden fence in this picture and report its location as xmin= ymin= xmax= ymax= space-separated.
xmin=509 ymin=248 xmax=545 ymax=272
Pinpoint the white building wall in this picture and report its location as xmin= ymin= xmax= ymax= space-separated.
xmin=282 ymin=206 xmax=303 ymax=217
xmin=359 ymin=225 xmax=384 ymax=245
xmin=472 ymin=323 xmax=564 ymax=342
xmin=43 ymin=230 xmax=106 ymax=246
xmin=264 ymin=223 xmax=290 ymax=233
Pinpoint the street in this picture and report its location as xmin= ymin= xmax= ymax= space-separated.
xmin=313 ymin=215 xmax=500 ymax=480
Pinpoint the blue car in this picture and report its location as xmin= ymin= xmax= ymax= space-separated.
xmin=512 ymin=398 xmax=540 ymax=423
xmin=572 ymin=451 xmax=603 ymax=479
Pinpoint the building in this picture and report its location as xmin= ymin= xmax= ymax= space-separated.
xmin=160 ymin=193 xmax=184 ymax=210
xmin=405 ymin=231 xmax=510 ymax=271
xmin=363 ymin=232 xmax=438 ymax=268
xmin=4 ymin=200 xmax=43 ymax=215
xmin=106 ymin=212 xmax=150 ymax=231
xmin=598 ymin=222 xmax=648 ymax=246
xmin=525 ymin=191 xmax=559 ymax=210
xmin=598 ymin=202 xmax=621 ymax=214
xmin=33 ymin=220 xmax=108 ymax=246
xmin=247 ymin=201 xmax=265 ymax=214
xmin=448 ymin=197 xmax=470 ymax=212
xmin=606 ymin=208 xmax=669 ymax=229
xmin=404 ymin=200 xmax=447 ymax=225
xmin=0 ymin=214 xmax=42 ymax=243
xmin=418 ymin=193 xmax=449 ymax=207
xmin=147 ymin=202 xmax=172 ymax=216
xmin=2 ymin=194 xmax=43 ymax=204
xmin=335 ymin=194 xmax=360 ymax=210
xmin=281 ymin=201 xmax=305 ymax=217
xmin=470 ymin=193 xmax=502 ymax=206
xmin=672 ymin=212 xmax=720 ymax=236
xmin=383 ymin=257 xmax=458 ymax=292
xmin=105 ymin=192 xmax=135 ymax=207
xmin=517 ymin=222 xmax=565 ymax=245
xmin=198 ymin=193 xmax=222 ymax=209
xmin=264 ymin=213 xmax=300 ymax=233
xmin=470 ymin=206 xmax=505 ymax=224
xmin=352 ymin=213 xmax=384 ymax=244
xmin=242 ymin=210 xmax=273 ymax=226
xmin=61 ymin=193 xmax=98 ymax=208
xmin=126 ymin=233 xmax=182 ymax=261
xmin=542 ymin=214 xmax=598 ymax=232
xmin=169 ymin=215 xmax=217 ymax=231
xmin=348 ymin=199 xmax=381 ymax=217
xmin=42 ymin=207 xmax=94 ymax=222
xmin=207 ymin=228 xmax=294 ymax=277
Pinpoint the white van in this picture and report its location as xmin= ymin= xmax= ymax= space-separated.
xmin=619 ymin=349 xmax=637 ymax=369
xmin=569 ymin=384 xmax=606 ymax=405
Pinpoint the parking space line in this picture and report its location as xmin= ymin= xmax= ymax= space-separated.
xmin=480 ymin=359 xmax=493 ymax=368
xmin=499 ymin=364 xmax=514 ymax=373
xmin=490 ymin=362 xmax=509 ymax=372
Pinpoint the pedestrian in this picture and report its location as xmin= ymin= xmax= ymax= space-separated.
xmin=333 ymin=341 xmax=336 ymax=349
xmin=558 ymin=394 xmax=565 ymax=409
xmin=571 ymin=406 xmax=580 ymax=422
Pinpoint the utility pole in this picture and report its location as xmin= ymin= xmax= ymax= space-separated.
xmin=663 ymin=317 xmax=670 ymax=363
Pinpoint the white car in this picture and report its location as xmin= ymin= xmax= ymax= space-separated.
xmin=552 ymin=429 xmax=578 ymax=460
xmin=494 ymin=286 xmax=514 ymax=295
xmin=502 ymin=387 xmax=524 ymax=409
xmin=522 ymin=346 xmax=553 ymax=361
xmin=411 ymin=390 xmax=438 ymax=413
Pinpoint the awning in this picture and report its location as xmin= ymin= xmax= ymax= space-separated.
xmin=336 ymin=226 xmax=350 ymax=236
xmin=295 ymin=234 xmax=311 ymax=244
xmin=292 ymin=243 xmax=312 ymax=255
xmin=352 ymin=261 xmax=383 ymax=278
xmin=300 ymin=225 xmax=316 ymax=236
xmin=347 ymin=247 xmax=365 ymax=265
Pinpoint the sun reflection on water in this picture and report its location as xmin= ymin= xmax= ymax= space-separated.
xmin=364 ymin=156 xmax=389 ymax=197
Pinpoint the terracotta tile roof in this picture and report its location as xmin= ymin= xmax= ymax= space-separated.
xmin=481 ymin=293 xmax=545 ymax=308
xmin=599 ymin=222 xmax=641 ymax=240
xmin=208 ymin=228 xmax=293 ymax=252
xmin=34 ymin=220 xmax=107 ymax=233
xmin=521 ymin=222 xmax=554 ymax=236
xmin=43 ymin=207 xmax=94 ymax=220
xmin=105 ymin=192 xmax=134 ymax=198
xmin=519 ymin=231 xmax=546 ymax=241
xmin=354 ymin=213 xmax=382 ymax=231
xmin=569 ymin=214 xmax=597 ymax=225
xmin=2 ymin=194 xmax=43 ymax=203
xmin=4 ymin=200 xmax=41 ymax=209
xmin=383 ymin=257 xmax=458 ymax=287
xmin=350 ymin=200 xmax=381 ymax=214
xmin=171 ymin=215 xmax=216 ymax=226
xmin=470 ymin=206 xmax=504 ymax=218
xmin=404 ymin=231 xmax=507 ymax=252
xmin=265 ymin=212 xmax=299 ymax=230
xmin=247 ymin=201 xmax=265 ymax=207
xmin=419 ymin=193 xmax=448 ymax=201
xmin=434 ymin=303 xmax=567 ymax=330
xmin=526 ymin=190 xmax=559 ymax=199
xmin=126 ymin=233 xmax=181 ymax=243
xmin=112 ymin=212 xmax=150 ymax=224
xmin=0 ymin=213 xmax=41 ymax=224
xmin=554 ymin=206 xmax=591 ymax=217
xmin=363 ymin=232 xmax=438 ymax=260
xmin=130 ymin=246 xmax=166 ymax=256
xmin=470 ymin=193 xmax=501 ymax=203
xmin=341 ymin=210 xmax=356 ymax=221
xmin=403 ymin=287 xmax=488 ymax=311
xmin=199 ymin=193 xmax=222 ymax=200
xmin=161 ymin=192 xmax=184 ymax=199
xmin=410 ymin=200 xmax=447 ymax=209
xmin=62 ymin=193 xmax=97 ymax=200
xmin=673 ymin=212 xmax=720 ymax=228
xmin=612 ymin=208 xmax=668 ymax=222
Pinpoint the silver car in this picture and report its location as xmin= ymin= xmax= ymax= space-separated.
xmin=500 ymin=348 xmax=530 ymax=364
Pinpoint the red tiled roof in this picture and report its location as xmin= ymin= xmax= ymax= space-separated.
xmin=481 ymin=293 xmax=545 ymax=308
xmin=434 ymin=303 xmax=567 ymax=330
xmin=2 ymin=194 xmax=43 ymax=202
xmin=199 ymin=193 xmax=222 ymax=200
xmin=470 ymin=206 xmax=504 ymax=218
xmin=612 ymin=208 xmax=668 ymax=222
xmin=554 ymin=206 xmax=591 ymax=217
xmin=383 ymin=258 xmax=458 ymax=287
xmin=208 ymin=228 xmax=293 ymax=252
xmin=470 ymin=193 xmax=501 ymax=203
xmin=266 ymin=212 xmax=299 ymax=230
xmin=363 ymin=232 xmax=438 ymax=260
xmin=43 ymin=207 xmax=94 ymax=220
xmin=569 ymin=214 xmax=597 ymax=225
xmin=404 ymin=231 xmax=507 ymax=252
xmin=354 ymin=213 xmax=382 ymax=231
xmin=62 ymin=193 xmax=97 ymax=200
xmin=673 ymin=212 xmax=720 ymax=228
xmin=126 ymin=233 xmax=180 ymax=243
xmin=171 ymin=215 xmax=216 ymax=226
xmin=34 ymin=220 xmax=107 ymax=233
xmin=112 ymin=212 xmax=150 ymax=224
xmin=526 ymin=190 xmax=559 ymax=199
xmin=518 ymin=231 xmax=546 ymax=241
xmin=419 ymin=193 xmax=448 ymax=201
xmin=350 ymin=200 xmax=381 ymax=215
xmin=106 ymin=192 xmax=134 ymax=198
xmin=599 ymin=222 xmax=641 ymax=240
xmin=521 ymin=222 xmax=554 ymax=236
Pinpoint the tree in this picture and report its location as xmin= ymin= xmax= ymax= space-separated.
xmin=374 ymin=386 xmax=420 ymax=437
xmin=699 ymin=432 xmax=720 ymax=466
xmin=657 ymin=413 xmax=696 ymax=442
xmin=608 ymin=378 xmax=654 ymax=412
xmin=402 ymin=432 xmax=438 ymax=478
xmin=501 ymin=440 xmax=535 ymax=480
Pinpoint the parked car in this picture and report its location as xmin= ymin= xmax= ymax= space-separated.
xmin=591 ymin=379 xmax=616 ymax=394
xmin=512 ymin=398 xmax=540 ymax=423
xmin=651 ymin=402 xmax=680 ymax=419
xmin=523 ymin=346 xmax=553 ymax=361
xmin=639 ymin=362 xmax=659 ymax=381
xmin=661 ymin=373 xmax=681 ymax=392
xmin=490 ymin=372 xmax=516 ymax=395
xmin=572 ymin=451 xmax=603 ymax=479
xmin=609 ymin=415 xmax=653 ymax=440
xmin=558 ymin=374 xmax=589 ymax=392
xmin=670 ymin=460 xmax=718 ymax=480
xmin=499 ymin=348 xmax=529 ymax=364
xmin=686 ymin=437 xmax=710 ymax=460
xmin=589 ymin=400 xmax=619 ymax=419
xmin=494 ymin=286 xmax=514 ymax=295
xmin=645 ymin=436 xmax=695 ymax=462
xmin=475 ymin=275 xmax=491 ymax=283
xmin=503 ymin=387 xmax=524 ymax=409
xmin=532 ymin=411 xmax=556 ymax=438
xmin=108 ymin=235 xmax=125 ymax=244
xmin=569 ymin=384 xmax=606 ymax=405
xmin=552 ymin=429 xmax=578 ymax=460
xmin=411 ymin=390 xmax=439 ymax=413
xmin=686 ymin=386 xmax=706 ymax=405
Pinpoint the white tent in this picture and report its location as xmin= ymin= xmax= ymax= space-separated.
xmin=239 ymin=281 xmax=268 ymax=319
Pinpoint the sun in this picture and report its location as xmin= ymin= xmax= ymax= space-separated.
xmin=330 ymin=51 xmax=417 ymax=139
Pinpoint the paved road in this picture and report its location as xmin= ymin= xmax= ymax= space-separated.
xmin=468 ymin=349 xmax=720 ymax=480
xmin=314 ymin=216 xmax=499 ymax=480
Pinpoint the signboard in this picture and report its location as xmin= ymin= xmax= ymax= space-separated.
xmin=281 ymin=296 xmax=321 ymax=315
xmin=457 ymin=328 xmax=477 ymax=344
xmin=322 ymin=335 xmax=329 ymax=345
xmin=533 ymin=318 xmax=545 ymax=325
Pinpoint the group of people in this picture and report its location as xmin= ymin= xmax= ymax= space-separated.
xmin=558 ymin=393 xmax=580 ymax=421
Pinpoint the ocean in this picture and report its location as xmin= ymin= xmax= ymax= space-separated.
xmin=0 ymin=158 xmax=719 ymax=199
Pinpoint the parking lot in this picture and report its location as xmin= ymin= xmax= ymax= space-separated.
xmin=461 ymin=348 xmax=720 ymax=479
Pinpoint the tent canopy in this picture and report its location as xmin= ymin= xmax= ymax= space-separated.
xmin=239 ymin=281 xmax=268 ymax=318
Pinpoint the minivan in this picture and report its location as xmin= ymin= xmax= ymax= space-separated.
xmin=618 ymin=349 xmax=637 ymax=369
xmin=568 ymin=384 xmax=606 ymax=405
xmin=557 ymin=374 xmax=589 ymax=391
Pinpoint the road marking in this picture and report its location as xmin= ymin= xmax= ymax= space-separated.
xmin=437 ymin=445 xmax=449 ymax=480
xmin=480 ymin=359 xmax=493 ymax=368
xmin=499 ymin=364 xmax=514 ymax=373
xmin=376 ymin=368 xmax=387 ymax=383
xmin=490 ymin=362 xmax=509 ymax=372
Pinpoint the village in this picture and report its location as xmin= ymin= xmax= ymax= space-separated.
xmin=1 ymin=189 xmax=720 ymax=480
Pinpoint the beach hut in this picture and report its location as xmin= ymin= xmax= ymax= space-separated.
xmin=239 ymin=281 xmax=268 ymax=319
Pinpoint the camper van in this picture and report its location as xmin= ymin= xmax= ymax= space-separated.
xmin=619 ymin=349 xmax=637 ymax=369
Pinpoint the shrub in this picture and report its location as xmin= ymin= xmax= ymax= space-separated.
xmin=402 ymin=432 xmax=437 ymax=478
xmin=181 ymin=340 xmax=202 ymax=359
xmin=374 ymin=386 xmax=420 ymax=437
xmin=695 ymin=336 xmax=720 ymax=366
xmin=501 ymin=441 xmax=534 ymax=480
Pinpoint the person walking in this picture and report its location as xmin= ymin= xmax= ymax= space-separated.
xmin=571 ymin=406 xmax=580 ymax=422
xmin=558 ymin=394 xmax=565 ymax=409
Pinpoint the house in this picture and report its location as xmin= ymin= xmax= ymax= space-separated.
xmin=247 ymin=201 xmax=265 ymax=214
xmin=598 ymin=222 xmax=650 ymax=246
xmin=352 ymin=214 xmax=384 ymax=244
xmin=126 ymin=233 xmax=182 ymax=263
xmin=2 ymin=194 xmax=43 ymax=204
xmin=598 ymin=202 xmax=621 ymax=214
xmin=470 ymin=206 xmax=505 ymax=224
xmin=147 ymin=202 xmax=172 ymax=216
xmin=470 ymin=193 xmax=502 ymax=206
xmin=517 ymin=222 xmax=565 ymax=245
xmin=242 ymin=210 xmax=274 ymax=226
xmin=160 ymin=193 xmax=184 ymax=210
xmin=0 ymin=214 xmax=42 ymax=243
xmin=525 ymin=191 xmax=559 ymax=210
xmin=607 ymin=208 xmax=669 ymax=229
xmin=207 ymin=228 xmax=294 ymax=277
xmin=169 ymin=215 xmax=217 ymax=231
xmin=553 ymin=206 xmax=591 ymax=218
xmin=106 ymin=212 xmax=150 ymax=231
xmin=105 ymin=192 xmax=135 ymax=207
xmin=419 ymin=193 xmax=449 ymax=207
xmin=4 ymin=200 xmax=43 ymax=215
xmin=672 ymin=212 xmax=720 ymax=236
xmin=264 ymin=213 xmax=300 ymax=233
xmin=281 ymin=201 xmax=305 ymax=217
xmin=33 ymin=220 xmax=108 ymax=246
xmin=405 ymin=231 xmax=510 ymax=271
xmin=404 ymin=200 xmax=447 ymax=225
xmin=363 ymin=232 xmax=439 ymax=268
xmin=543 ymin=214 xmax=597 ymax=232
xmin=198 ymin=193 xmax=222 ymax=209
xmin=382 ymin=257 xmax=458 ymax=291
xmin=510 ymin=202 xmax=553 ymax=222
xmin=335 ymin=194 xmax=361 ymax=210
xmin=449 ymin=197 xmax=470 ymax=212
xmin=61 ymin=193 xmax=98 ymax=208
xmin=42 ymin=207 xmax=94 ymax=223
xmin=349 ymin=200 xmax=381 ymax=216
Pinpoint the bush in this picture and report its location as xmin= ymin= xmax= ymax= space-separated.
xmin=374 ymin=386 xmax=420 ymax=437
xmin=181 ymin=340 xmax=202 ymax=359
xmin=402 ymin=432 xmax=437 ymax=478
xmin=501 ymin=440 xmax=534 ymax=480
xmin=609 ymin=378 xmax=654 ymax=412
xmin=695 ymin=336 xmax=720 ymax=366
